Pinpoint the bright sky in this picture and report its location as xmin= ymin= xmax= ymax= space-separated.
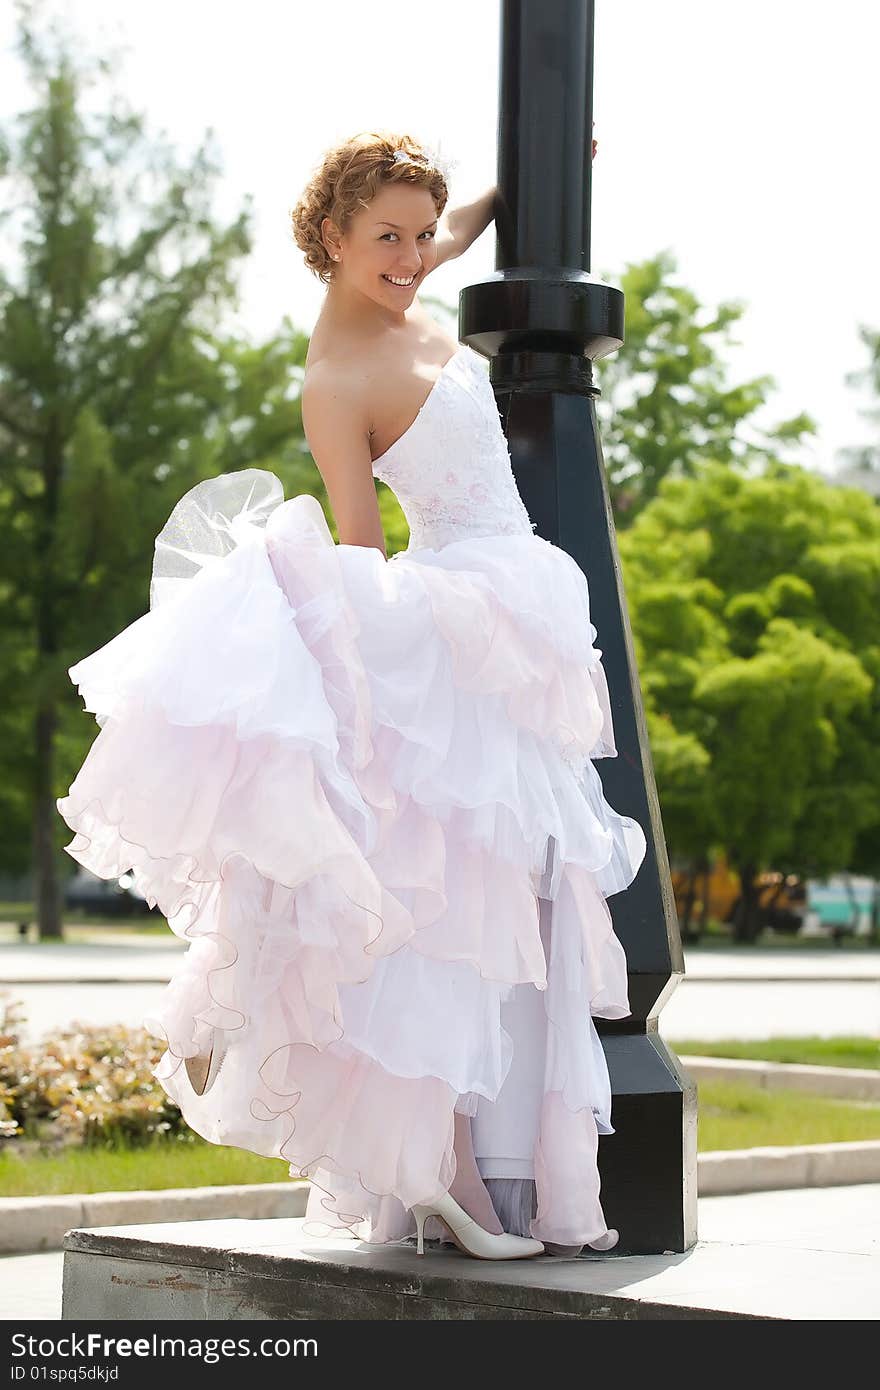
xmin=2 ymin=0 xmax=878 ymax=474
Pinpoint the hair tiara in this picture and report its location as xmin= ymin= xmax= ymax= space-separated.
xmin=389 ymin=143 xmax=455 ymax=181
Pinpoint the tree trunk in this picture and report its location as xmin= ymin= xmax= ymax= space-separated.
xmin=698 ymin=857 xmax=711 ymax=936
xmin=731 ymin=862 xmax=763 ymax=943
xmin=34 ymin=701 xmax=63 ymax=939
xmin=680 ymin=863 xmax=699 ymax=942
xmin=35 ymin=415 xmax=65 ymax=941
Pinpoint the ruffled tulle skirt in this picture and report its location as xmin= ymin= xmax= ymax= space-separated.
xmin=56 ymin=469 xmax=646 ymax=1248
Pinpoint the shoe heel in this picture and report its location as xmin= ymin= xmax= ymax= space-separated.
xmin=413 ymin=1206 xmax=428 ymax=1256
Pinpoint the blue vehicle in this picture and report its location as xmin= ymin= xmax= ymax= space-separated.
xmin=803 ymin=875 xmax=878 ymax=942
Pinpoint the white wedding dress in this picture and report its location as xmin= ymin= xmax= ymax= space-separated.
xmin=56 ymin=341 xmax=647 ymax=1249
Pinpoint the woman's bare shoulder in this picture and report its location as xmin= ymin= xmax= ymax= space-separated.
xmin=303 ymin=341 xmax=367 ymax=401
xmin=304 ymin=307 xmax=453 ymax=385
xmin=302 ymin=308 xmax=457 ymax=447
xmin=301 ymin=339 xmax=373 ymax=443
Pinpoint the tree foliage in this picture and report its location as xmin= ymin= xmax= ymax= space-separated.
xmin=595 ymin=251 xmax=818 ymax=521
xmin=620 ymin=461 xmax=880 ymax=936
xmin=0 ymin=4 xmax=315 ymax=930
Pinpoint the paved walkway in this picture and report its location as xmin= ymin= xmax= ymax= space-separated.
xmin=2 ymin=936 xmax=879 ymax=1044
xmin=3 ymin=1182 xmax=878 ymax=1321
xmin=3 ymin=932 xmax=878 ymax=982
xmin=682 ymin=947 xmax=880 ymax=981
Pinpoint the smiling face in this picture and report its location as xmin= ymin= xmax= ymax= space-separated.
xmin=322 ymin=182 xmax=440 ymax=308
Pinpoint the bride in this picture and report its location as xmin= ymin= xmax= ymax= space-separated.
xmin=57 ymin=128 xmax=644 ymax=1263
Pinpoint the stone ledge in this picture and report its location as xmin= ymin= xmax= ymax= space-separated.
xmin=61 ymin=1211 xmax=880 ymax=1320
xmin=61 ymin=1218 xmax=768 ymax=1320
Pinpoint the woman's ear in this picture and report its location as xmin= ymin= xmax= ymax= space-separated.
xmin=321 ymin=216 xmax=341 ymax=262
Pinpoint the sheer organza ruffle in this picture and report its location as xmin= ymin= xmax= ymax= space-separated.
xmin=56 ymin=469 xmax=646 ymax=1248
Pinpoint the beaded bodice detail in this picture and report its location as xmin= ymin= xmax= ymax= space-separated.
xmin=371 ymin=345 xmax=537 ymax=552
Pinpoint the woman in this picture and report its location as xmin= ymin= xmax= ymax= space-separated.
xmin=57 ymin=128 xmax=645 ymax=1262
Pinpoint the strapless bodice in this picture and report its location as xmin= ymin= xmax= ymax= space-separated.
xmin=370 ymin=345 xmax=537 ymax=552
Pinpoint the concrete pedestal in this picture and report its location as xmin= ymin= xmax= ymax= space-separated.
xmin=60 ymin=1202 xmax=876 ymax=1320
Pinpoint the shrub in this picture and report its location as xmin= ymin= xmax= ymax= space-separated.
xmin=0 ymin=994 xmax=189 ymax=1150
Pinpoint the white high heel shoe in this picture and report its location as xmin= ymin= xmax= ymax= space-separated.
xmin=587 ymin=1228 xmax=619 ymax=1251
xmin=411 ymin=1191 xmax=545 ymax=1260
xmin=183 ymin=1033 xmax=227 ymax=1096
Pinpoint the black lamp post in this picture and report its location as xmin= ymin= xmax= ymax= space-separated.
xmin=459 ymin=0 xmax=697 ymax=1255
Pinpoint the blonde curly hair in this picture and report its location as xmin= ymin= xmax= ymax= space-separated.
xmin=289 ymin=131 xmax=450 ymax=286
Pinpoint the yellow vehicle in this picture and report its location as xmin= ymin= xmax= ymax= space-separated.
xmin=671 ymin=855 xmax=806 ymax=940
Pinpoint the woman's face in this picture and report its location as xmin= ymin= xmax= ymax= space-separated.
xmin=324 ymin=183 xmax=439 ymax=305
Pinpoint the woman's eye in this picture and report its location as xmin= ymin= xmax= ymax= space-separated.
xmin=380 ymin=231 xmax=436 ymax=241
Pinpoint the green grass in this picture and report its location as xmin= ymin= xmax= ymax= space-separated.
xmin=2 ymin=1083 xmax=879 ymax=1196
xmin=697 ymin=1081 xmax=880 ymax=1151
xmin=0 ymin=915 xmax=171 ymax=941
xmin=685 ymin=929 xmax=879 ymax=951
xmin=61 ymin=915 xmax=169 ymax=935
xmin=669 ymin=1036 xmax=880 ymax=1070
xmin=0 ymin=1136 xmax=293 ymax=1197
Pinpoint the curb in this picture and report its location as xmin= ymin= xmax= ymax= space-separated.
xmin=0 ymin=1180 xmax=309 ymax=1256
xmin=4 ymin=1142 xmax=880 ymax=1254
xmin=679 ymin=1054 xmax=880 ymax=1100
xmin=698 ymin=1140 xmax=880 ymax=1195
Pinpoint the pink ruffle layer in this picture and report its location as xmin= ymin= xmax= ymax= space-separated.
xmin=56 ymin=469 xmax=646 ymax=1248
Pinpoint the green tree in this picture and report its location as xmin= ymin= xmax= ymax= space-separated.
xmin=620 ymin=460 xmax=880 ymax=940
xmin=0 ymin=4 xmax=314 ymax=936
xmin=595 ymin=251 xmax=817 ymax=520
